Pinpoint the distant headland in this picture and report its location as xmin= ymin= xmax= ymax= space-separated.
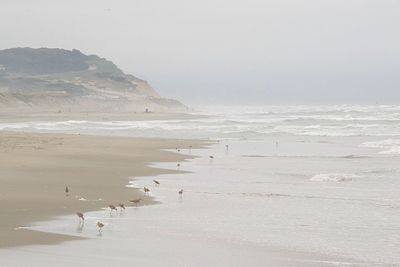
xmin=0 ymin=47 xmax=184 ymax=112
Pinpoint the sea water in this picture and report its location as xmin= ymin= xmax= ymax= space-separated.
xmin=0 ymin=105 xmax=399 ymax=266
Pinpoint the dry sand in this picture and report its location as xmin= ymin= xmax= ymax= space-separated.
xmin=0 ymin=131 xmax=204 ymax=248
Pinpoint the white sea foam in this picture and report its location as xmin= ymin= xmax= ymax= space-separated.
xmin=310 ymin=173 xmax=359 ymax=182
xmin=1 ymin=105 xmax=400 ymax=138
xmin=361 ymin=139 xmax=400 ymax=155
xmin=380 ymin=147 xmax=400 ymax=155
xmin=361 ymin=139 xmax=400 ymax=149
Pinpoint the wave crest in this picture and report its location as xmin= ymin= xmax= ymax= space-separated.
xmin=310 ymin=173 xmax=359 ymax=182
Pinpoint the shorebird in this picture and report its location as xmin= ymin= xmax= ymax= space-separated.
xmin=225 ymin=145 xmax=229 ymax=151
xmin=76 ymin=212 xmax=84 ymax=223
xmin=209 ymin=155 xmax=214 ymax=159
xmin=97 ymin=222 xmax=104 ymax=232
xmin=177 ymin=163 xmax=181 ymax=169
xmin=118 ymin=203 xmax=126 ymax=211
xmin=108 ymin=205 xmax=118 ymax=214
xmin=129 ymin=198 xmax=142 ymax=206
xmin=178 ymin=189 xmax=183 ymax=196
xmin=65 ymin=186 xmax=69 ymax=196
xmin=144 ymin=187 xmax=150 ymax=194
xmin=153 ymin=179 xmax=160 ymax=186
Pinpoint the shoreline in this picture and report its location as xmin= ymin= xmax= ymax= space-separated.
xmin=0 ymin=111 xmax=202 ymax=122
xmin=1 ymin=142 xmax=366 ymax=267
xmin=0 ymin=130 xmax=207 ymax=248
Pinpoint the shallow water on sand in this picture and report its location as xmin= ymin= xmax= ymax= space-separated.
xmin=1 ymin=135 xmax=400 ymax=266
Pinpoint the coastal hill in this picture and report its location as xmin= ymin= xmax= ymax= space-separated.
xmin=0 ymin=48 xmax=184 ymax=112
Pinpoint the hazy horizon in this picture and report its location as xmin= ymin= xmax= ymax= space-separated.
xmin=1 ymin=0 xmax=399 ymax=105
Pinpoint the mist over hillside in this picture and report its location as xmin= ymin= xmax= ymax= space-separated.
xmin=0 ymin=47 xmax=185 ymax=112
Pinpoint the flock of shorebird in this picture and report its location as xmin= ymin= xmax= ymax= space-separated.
xmin=72 ymin=144 xmax=228 ymax=233
xmin=73 ymin=178 xmax=185 ymax=233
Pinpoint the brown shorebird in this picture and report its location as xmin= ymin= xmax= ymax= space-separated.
xmin=153 ymin=179 xmax=160 ymax=186
xmin=65 ymin=186 xmax=69 ymax=196
xmin=97 ymin=222 xmax=104 ymax=232
xmin=144 ymin=187 xmax=150 ymax=194
xmin=177 ymin=163 xmax=181 ymax=169
xmin=178 ymin=189 xmax=183 ymax=196
xmin=76 ymin=212 xmax=84 ymax=223
xmin=108 ymin=205 xmax=117 ymax=214
xmin=209 ymin=155 xmax=214 ymax=159
xmin=129 ymin=198 xmax=142 ymax=206
xmin=118 ymin=203 xmax=126 ymax=211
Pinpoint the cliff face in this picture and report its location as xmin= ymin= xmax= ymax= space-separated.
xmin=0 ymin=48 xmax=184 ymax=112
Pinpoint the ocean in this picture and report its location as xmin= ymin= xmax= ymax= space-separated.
xmin=0 ymin=105 xmax=399 ymax=266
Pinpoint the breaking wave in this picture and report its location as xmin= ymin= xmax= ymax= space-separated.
xmin=1 ymin=105 xmax=400 ymax=139
xmin=361 ymin=139 xmax=400 ymax=155
xmin=310 ymin=173 xmax=359 ymax=182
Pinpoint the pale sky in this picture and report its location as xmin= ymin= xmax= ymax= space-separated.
xmin=1 ymin=0 xmax=399 ymax=104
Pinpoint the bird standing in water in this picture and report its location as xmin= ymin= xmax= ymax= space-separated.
xmin=129 ymin=198 xmax=142 ymax=206
xmin=109 ymin=205 xmax=118 ymax=214
xmin=76 ymin=212 xmax=84 ymax=223
xmin=118 ymin=203 xmax=126 ymax=212
xmin=97 ymin=222 xmax=104 ymax=232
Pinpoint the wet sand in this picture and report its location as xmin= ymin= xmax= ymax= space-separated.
xmin=0 ymin=131 xmax=204 ymax=248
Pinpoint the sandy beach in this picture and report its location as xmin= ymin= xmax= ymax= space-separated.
xmin=0 ymin=130 xmax=203 ymax=248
